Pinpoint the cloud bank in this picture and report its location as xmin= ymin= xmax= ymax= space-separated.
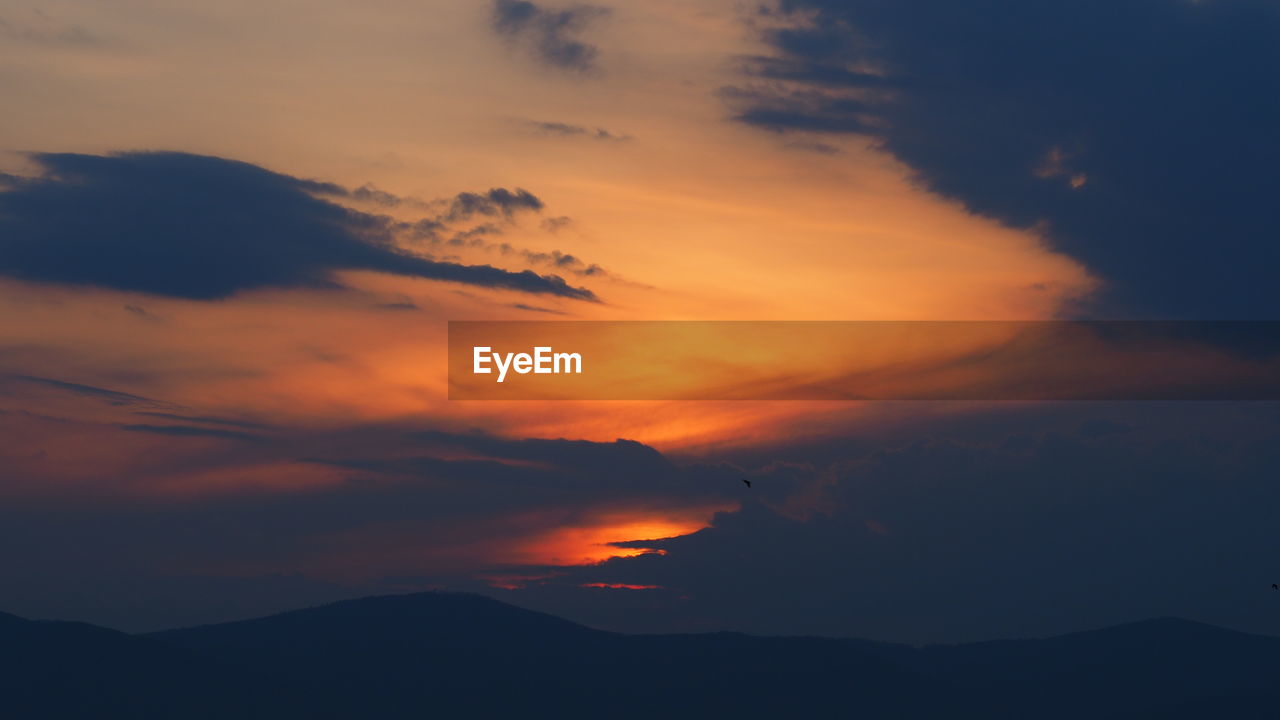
xmin=0 ymin=152 xmax=597 ymax=301
xmin=729 ymin=0 xmax=1280 ymax=318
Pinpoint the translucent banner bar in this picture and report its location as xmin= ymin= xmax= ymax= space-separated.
xmin=447 ymin=321 xmax=1280 ymax=401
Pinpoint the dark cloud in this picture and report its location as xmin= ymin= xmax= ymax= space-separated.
xmin=541 ymin=216 xmax=573 ymax=232
xmin=122 ymin=304 xmax=162 ymax=321
xmin=318 ymin=432 xmax=711 ymax=507
xmin=0 ymin=152 xmax=597 ymax=301
xmin=5 ymin=402 xmax=1280 ymax=643
xmin=731 ymin=0 xmax=1280 ymax=318
xmin=408 ymin=210 xmax=613 ymax=279
xmin=502 ymin=246 xmax=607 ymax=277
xmin=784 ymin=139 xmax=840 ymax=155
xmin=445 ymin=187 xmax=544 ymax=221
xmin=0 ymin=424 xmax=735 ymax=630
xmin=130 ymin=411 xmax=270 ymax=430
xmin=373 ymin=301 xmax=421 ymax=311
xmin=345 ymin=185 xmax=549 ymax=219
xmin=119 ymin=423 xmax=265 ymax=443
xmin=5 ymin=374 xmax=173 ymax=409
xmin=497 ymin=405 xmax=1280 ymax=643
xmin=720 ymin=85 xmax=878 ymax=134
xmin=491 ymin=0 xmax=611 ymax=72
xmin=739 ymin=54 xmax=898 ymax=89
xmin=341 ymin=186 xmax=608 ymax=281
xmin=527 ymin=120 xmax=631 ymax=141
xmin=510 ymin=302 xmax=569 ymax=315
xmin=347 ymin=184 xmax=409 ymax=208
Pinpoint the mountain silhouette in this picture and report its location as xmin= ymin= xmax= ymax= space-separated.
xmin=3 ymin=593 xmax=1278 ymax=719
xmin=0 ymin=610 xmax=287 ymax=718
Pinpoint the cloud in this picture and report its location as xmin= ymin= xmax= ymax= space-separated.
xmin=541 ymin=216 xmax=573 ymax=233
xmin=527 ymin=120 xmax=631 ymax=141
xmin=499 ymin=246 xmax=608 ymax=277
xmin=0 ymin=423 xmax=736 ymax=629
xmin=344 ymin=185 xmax=548 ymax=219
xmin=373 ymin=301 xmax=421 ymax=311
xmin=406 ymin=208 xmax=614 ymax=279
xmin=333 ymin=185 xmax=618 ymax=280
xmin=784 ymin=139 xmax=840 ymax=155
xmin=4 ymin=400 xmax=1280 ymax=642
xmin=0 ymin=8 xmax=98 ymax=46
xmin=495 ymin=405 xmax=1280 ymax=642
xmin=122 ymin=304 xmax=163 ymax=322
xmin=5 ymin=374 xmax=173 ymax=409
xmin=491 ymin=0 xmax=611 ymax=72
xmin=130 ymin=412 xmax=270 ymax=430
xmin=729 ymin=0 xmax=1280 ymax=319
xmin=737 ymin=54 xmax=898 ymax=90
xmin=510 ymin=303 xmax=568 ymax=315
xmin=444 ymin=187 xmax=543 ymax=221
xmin=0 ymin=152 xmax=597 ymax=301
xmin=721 ymin=85 xmax=877 ymax=134
xmin=119 ymin=423 xmax=264 ymax=443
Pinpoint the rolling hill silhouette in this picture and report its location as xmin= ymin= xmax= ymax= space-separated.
xmin=2 ymin=593 xmax=1278 ymax=719
xmin=0 ymin=609 xmax=288 ymax=718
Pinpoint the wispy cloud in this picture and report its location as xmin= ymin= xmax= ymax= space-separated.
xmin=490 ymin=0 xmax=611 ymax=73
xmin=526 ymin=119 xmax=631 ymax=141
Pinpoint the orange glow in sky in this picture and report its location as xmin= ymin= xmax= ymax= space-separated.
xmin=495 ymin=511 xmax=723 ymax=567
xmin=0 ymin=0 xmax=1098 ymax=585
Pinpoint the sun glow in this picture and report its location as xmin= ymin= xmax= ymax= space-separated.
xmin=495 ymin=511 xmax=724 ymax=567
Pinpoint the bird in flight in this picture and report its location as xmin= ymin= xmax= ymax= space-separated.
xmin=741 ymin=478 xmax=752 ymax=489
xmin=1273 ymin=583 xmax=1278 ymax=590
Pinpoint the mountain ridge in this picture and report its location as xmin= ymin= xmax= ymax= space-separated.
xmin=3 ymin=591 xmax=1277 ymax=719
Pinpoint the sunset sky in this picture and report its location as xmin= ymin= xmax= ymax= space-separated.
xmin=1 ymin=0 xmax=1277 ymax=642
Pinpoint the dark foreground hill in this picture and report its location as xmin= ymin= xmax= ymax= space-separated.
xmin=2 ymin=593 xmax=1277 ymax=719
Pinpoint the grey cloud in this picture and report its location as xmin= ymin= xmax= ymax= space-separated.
xmin=729 ymin=0 xmax=1280 ymax=319
xmin=119 ymin=423 xmax=265 ymax=443
xmin=0 ymin=152 xmax=597 ymax=302
xmin=528 ymin=120 xmax=631 ymax=141
xmin=130 ymin=412 xmax=270 ymax=430
xmin=5 ymin=374 xmax=173 ymax=409
xmin=501 ymin=406 xmax=1280 ymax=643
xmin=0 ymin=424 xmax=738 ymax=630
xmin=510 ymin=303 xmax=569 ymax=315
xmin=4 ymin=402 xmax=1280 ymax=645
xmin=491 ymin=0 xmax=611 ymax=72
xmin=445 ymin=188 xmax=544 ymax=221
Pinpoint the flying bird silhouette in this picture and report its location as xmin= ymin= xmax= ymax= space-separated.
xmin=741 ymin=478 xmax=752 ymax=488
xmin=1273 ymin=583 xmax=1278 ymax=590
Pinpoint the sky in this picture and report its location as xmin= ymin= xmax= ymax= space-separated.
xmin=0 ymin=0 xmax=1277 ymax=642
